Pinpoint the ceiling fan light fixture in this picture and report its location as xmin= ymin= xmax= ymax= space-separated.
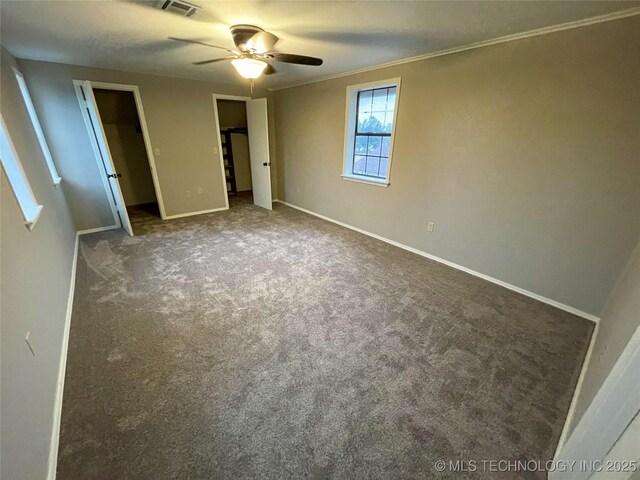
xmin=231 ymin=58 xmax=268 ymax=79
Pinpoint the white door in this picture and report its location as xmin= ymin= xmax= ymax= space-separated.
xmin=246 ymin=98 xmax=272 ymax=210
xmin=80 ymin=81 xmax=133 ymax=236
xmin=551 ymin=327 xmax=640 ymax=480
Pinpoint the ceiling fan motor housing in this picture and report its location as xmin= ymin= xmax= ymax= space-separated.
xmin=230 ymin=25 xmax=264 ymax=52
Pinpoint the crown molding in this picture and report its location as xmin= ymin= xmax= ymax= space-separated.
xmin=269 ymin=6 xmax=640 ymax=92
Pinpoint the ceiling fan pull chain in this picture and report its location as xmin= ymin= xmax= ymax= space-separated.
xmin=250 ymin=78 xmax=254 ymax=94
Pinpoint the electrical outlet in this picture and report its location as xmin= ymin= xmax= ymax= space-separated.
xmin=197 ymin=187 xmax=203 ymax=194
xmin=154 ymin=148 xmax=160 ymax=156
xmin=213 ymin=147 xmax=218 ymax=154
xmin=427 ymin=222 xmax=435 ymax=232
xmin=186 ymin=190 xmax=191 ymax=197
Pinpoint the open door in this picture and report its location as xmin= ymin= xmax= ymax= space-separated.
xmin=551 ymin=327 xmax=640 ymax=480
xmin=79 ymin=81 xmax=134 ymax=236
xmin=246 ymin=98 xmax=272 ymax=210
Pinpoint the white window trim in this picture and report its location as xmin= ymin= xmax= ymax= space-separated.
xmin=12 ymin=67 xmax=62 ymax=186
xmin=0 ymin=114 xmax=44 ymax=231
xmin=342 ymin=77 xmax=401 ymax=187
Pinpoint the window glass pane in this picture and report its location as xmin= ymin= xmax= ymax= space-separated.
xmin=358 ymin=90 xmax=373 ymax=116
xmin=374 ymin=111 xmax=389 ymax=133
xmin=357 ymin=112 xmax=372 ymax=131
xmin=372 ymin=89 xmax=387 ymax=112
xmin=358 ymin=114 xmax=387 ymax=134
xmin=379 ymin=157 xmax=388 ymax=176
xmin=367 ymin=136 xmax=382 ymax=157
xmin=356 ymin=113 xmax=367 ymax=132
xmin=383 ymin=111 xmax=395 ymax=132
xmin=353 ymin=155 xmax=367 ymax=175
xmin=387 ymin=87 xmax=397 ymax=109
xmin=381 ymin=136 xmax=391 ymax=157
xmin=365 ymin=156 xmax=381 ymax=176
xmin=355 ymin=135 xmax=368 ymax=155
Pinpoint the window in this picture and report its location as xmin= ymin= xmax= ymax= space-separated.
xmin=13 ymin=67 xmax=62 ymax=185
xmin=342 ymin=78 xmax=401 ymax=186
xmin=0 ymin=114 xmax=43 ymax=230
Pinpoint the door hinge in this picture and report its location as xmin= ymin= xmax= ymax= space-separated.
xmin=107 ymin=173 xmax=122 ymax=179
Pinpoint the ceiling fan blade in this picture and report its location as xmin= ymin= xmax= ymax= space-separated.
xmin=246 ymin=31 xmax=279 ymax=54
xmin=169 ymin=37 xmax=237 ymax=53
xmin=264 ymin=63 xmax=277 ymax=75
xmin=193 ymin=57 xmax=235 ymax=66
xmin=271 ymin=53 xmax=323 ymax=66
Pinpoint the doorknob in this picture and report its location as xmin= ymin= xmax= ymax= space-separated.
xmin=107 ymin=173 xmax=122 ymax=179
xmin=263 ymin=162 xmax=271 ymax=166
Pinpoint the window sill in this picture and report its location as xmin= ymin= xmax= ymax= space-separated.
xmin=24 ymin=205 xmax=43 ymax=231
xmin=341 ymin=174 xmax=390 ymax=188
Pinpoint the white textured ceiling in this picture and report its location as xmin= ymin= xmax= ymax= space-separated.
xmin=1 ymin=0 xmax=638 ymax=89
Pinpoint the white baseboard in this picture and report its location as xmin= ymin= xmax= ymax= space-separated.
xmin=554 ymin=321 xmax=600 ymax=460
xmin=164 ymin=206 xmax=228 ymax=220
xmin=47 ymin=233 xmax=80 ymax=480
xmin=273 ymin=199 xmax=599 ymax=323
xmin=77 ymin=224 xmax=119 ymax=235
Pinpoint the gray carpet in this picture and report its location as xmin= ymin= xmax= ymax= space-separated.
xmin=58 ymin=196 xmax=593 ymax=479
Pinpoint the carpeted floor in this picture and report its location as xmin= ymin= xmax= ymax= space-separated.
xmin=57 ymin=197 xmax=593 ymax=479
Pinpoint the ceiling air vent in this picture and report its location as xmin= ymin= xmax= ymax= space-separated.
xmin=158 ymin=0 xmax=201 ymax=17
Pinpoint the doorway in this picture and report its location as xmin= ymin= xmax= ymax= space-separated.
xmin=93 ymin=89 xmax=160 ymax=223
xmin=217 ymin=99 xmax=253 ymax=208
xmin=73 ymin=81 xmax=164 ymax=236
xmin=212 ymin=95 xmax=272 ymax=210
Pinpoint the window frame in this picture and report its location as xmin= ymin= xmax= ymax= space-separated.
xmin=12 ymin=67 xmax=62 ymax=186
xmin=342 ymin=77 xmax=401 ymax=187
xmin=0 ymin=114 xmax=44 ymax=231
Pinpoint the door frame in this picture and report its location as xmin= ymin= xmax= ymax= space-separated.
xmin=73 ymin=80 xmax=120 ymax=229
xmin=551 ymin=325 xmax=640 ymax=479
xmin=73 ymin=80 xmax=167 ymax=221
xmin=211 ymin=93 xmax=252 ymax=210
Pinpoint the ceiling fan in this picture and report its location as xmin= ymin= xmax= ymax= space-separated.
xmin=169 ymin=25 xmax=323 ymax=81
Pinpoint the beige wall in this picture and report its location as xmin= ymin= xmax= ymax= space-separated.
xmin=1 ymin=47 xmax=77 ymax=480
xmin=568 ymin=242 xmax=640 ymax=435
xmin=274 ymin=16 xmax=640 ymax=316
xmin=16 ymin=60 xmax=277 ymax=228
xmin=217 ymin=99 xmax=247 ymax=128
